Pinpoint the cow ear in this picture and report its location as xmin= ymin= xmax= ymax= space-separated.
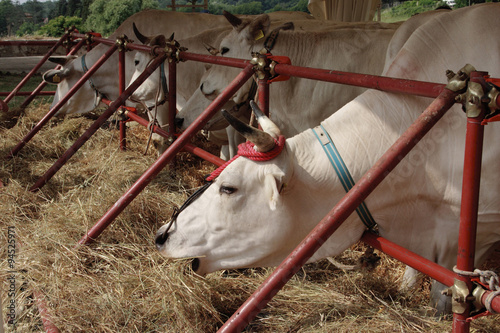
xmin=42 ymin=68 xmax=69 ymax=84
xmin=245 ymin=14 xmax=270 ymax=42
xmin=264 ymin=173 xmax=284 ymax=211
xmin=48 ymin=55 xmax=77 ymax=66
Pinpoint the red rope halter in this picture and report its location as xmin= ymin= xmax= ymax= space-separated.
xmin=206 ymin=136 xmax=286 ymax=181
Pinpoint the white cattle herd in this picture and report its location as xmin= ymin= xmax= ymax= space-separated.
xmin=42 ymin=4 xmax=500 ymax=315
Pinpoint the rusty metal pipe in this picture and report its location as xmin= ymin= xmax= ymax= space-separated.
xmin=168 ymin=55 xmax=177 ymax=138
xmin=8 ymin=43 xmax=119 ymax=158
xmin=274 ymin=63 xmax=446 ymax=99
xmin=29 ymin=54 xmax=167 ymax=192
xmin=3 ymin=30 xmax=72 ymax=105
xmin=180 ymin=51 xmax=250 ymax=69
xmin=218 ymin=87 xmax=459 ymax=333
xmin=119 ymin=48 xmax=127 ymax=150
xmin=453 ymin=72 xmax=487 ymax=333
xmin=77 ymin=64 xmax=254 ymax=245
xmin=362 ymin=232 xmax=455 ymax=287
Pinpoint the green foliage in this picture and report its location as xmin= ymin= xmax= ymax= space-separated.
xmin=85 ymin=0 xmax=158 ymax=36
xmin=390 ymin=0 xmax=441 ymax=17
xmin=36 ymin=15 xmax=83 ymax=37
xmin=16 ymin=21 xmax=41 ymax=36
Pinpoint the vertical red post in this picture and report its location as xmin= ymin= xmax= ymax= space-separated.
xmin=168 ymin=56 xmax=177 ymax=142
xmin=452 ymin=72 xmax=487 ymax=333
xmin=119 ymin=47 xmax=127 ymax=150
xmin=258 ymin=74 xmax=270 ymax=117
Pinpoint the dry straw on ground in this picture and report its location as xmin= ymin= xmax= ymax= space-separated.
xmin=1 ymin=102 xmax=499 ymax=332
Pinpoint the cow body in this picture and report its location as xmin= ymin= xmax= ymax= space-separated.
xmin=176 ymin=14 xmax=401 ymax=137
xmin=156 ymin=4 xmax=500 ymax=313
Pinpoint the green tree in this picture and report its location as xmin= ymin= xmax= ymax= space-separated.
xmin=0 ymin=0 xmax=24 ymax=36
xmin=37 ymin=15 xmax=82 ymax=36
xmin=85 ymin=0 xmax=158 ymax=35
xmin=16 ymin=21 xmax=40 ymax=36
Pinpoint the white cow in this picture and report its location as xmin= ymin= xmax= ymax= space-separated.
xmin=42 ymin=10 xmax=313 ymax=153
xmin=176 ymin=12 xmax=401 ymax=138
xmin=155 ymin=3 xmax=500 ymax=314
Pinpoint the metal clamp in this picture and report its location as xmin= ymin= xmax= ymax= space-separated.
xmin=250 ymin=52 xmax=270 ymax=80
xmin=115 ymin=35 xmax=131 ymax=52
xmin=165 ymin=35 xmax=186 ymax=63
xmin=442 ymin=279 xmax=475 ymax=314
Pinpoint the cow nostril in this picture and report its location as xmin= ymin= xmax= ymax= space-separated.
xmin=191 ymin=258 xmax=200 ymax=272
xmin=175 ymin=117 xmax=184 ymax=128
xmin=155 ymin=230 xmax=169 ymax=248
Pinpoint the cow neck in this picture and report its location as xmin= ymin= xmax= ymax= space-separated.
xmin=312 ymin=124 xmax=377 ymax=232
xmin=81 ymin=54 xmax=107 ymax=104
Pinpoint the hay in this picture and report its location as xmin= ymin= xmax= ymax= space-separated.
xmin=1 ymin=102 xmax=498 ymax=332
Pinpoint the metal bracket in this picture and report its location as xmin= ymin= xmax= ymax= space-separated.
xmin=165 ymin=36 xmax=186 ymax=63
xmin=251 ymin=52 xmax=270 ymax=80
xmin=446 ymin=64 xmax=475 ymax=93
xmin=115 ymin=35 xmax=131 ymax=52
xmin=442 ymin=279 xmax=475 ymax=314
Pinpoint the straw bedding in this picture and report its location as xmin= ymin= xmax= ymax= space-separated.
xmin=1 ymin=102 xmax=498 ymax=332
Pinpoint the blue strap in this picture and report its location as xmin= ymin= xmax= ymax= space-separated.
xmin=81 ymin=54 xmax=99 ymax=93
xmin=312 ymin=125 xmax=377 ymax=231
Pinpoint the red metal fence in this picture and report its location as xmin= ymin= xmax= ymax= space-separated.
xmin=2 ymin=28 xmax=499 ymax=333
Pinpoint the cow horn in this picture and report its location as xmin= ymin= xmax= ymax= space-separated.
xmin=223 ymin=10 xmax=243 ymax=28
xmin=133 ymin=22 xmax=150 ymax=44
xmin=203 ymin=42 xmax=219 ymax=56
xmin=222 ymin=109 xmax=276 ymax=153
xmin=249 ymin=101 xmax=281 ymax=139
xmin=48 ymin=55 xmax=77 ymax=66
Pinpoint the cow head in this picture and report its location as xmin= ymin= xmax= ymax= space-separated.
xmin=156 ymin=102 xmax=296 ymax=274
xmin=128 ymin=23 xmax=168 ymax=109
xmin=176 ymin=12 xmax=271 ymax=131
xmin=43 ymin=55 xmax=103 ymax=116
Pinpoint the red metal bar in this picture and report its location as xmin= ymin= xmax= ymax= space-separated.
xmin=453 ymin=72 xmax=488 ymax=333
xmin=19 ymin=39 xmax=87 ymax=110
xmin=28 ymin=54 xmax=167 ymax=192
xmin=218 ymin=87 xmax=459 ymax=333
xmin=168 ymin=54 xmax=177 ymax=138
xmin=2 ymin=30 xmax=73 ymax=105
xmin=119 ymin=48 xmax=127 ymax=150
xmin=258 ymin=68 xmax=270 ymax=117
xmin=362 ymin=232 xmax=455 ymax=287
xmin=34 ymin=290 xmax=60 ymax=333
xmin=274 ymin=63 xmax=446 ymax=99
xmin=0 ymin=91 xmax=55 ymax=97
xmin=125 ymin=110 xmax=225 ymax=167
xmin=8 ymin=43 xmax=119 ymax=158
xmin=77 ymin=64 xmax=255 ymax=245
xmin=480 ymin=291 xmax=500 ymax=315
xmin=180 ymin=51 xmax=250 ymax=69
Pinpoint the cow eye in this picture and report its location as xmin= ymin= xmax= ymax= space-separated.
xmin=221 ymin=47 xmax=229 ymax=55
xmin=134 ymin=59 xmax=139 ymax=66
xmin=220 ymin=185 xmax=237 ymax=195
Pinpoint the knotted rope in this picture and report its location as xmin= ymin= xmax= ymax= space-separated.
xmin=453 ymin=266 xmax=500 ymax=314
xmin=206 ymin=136 xmax=286 ymax=181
